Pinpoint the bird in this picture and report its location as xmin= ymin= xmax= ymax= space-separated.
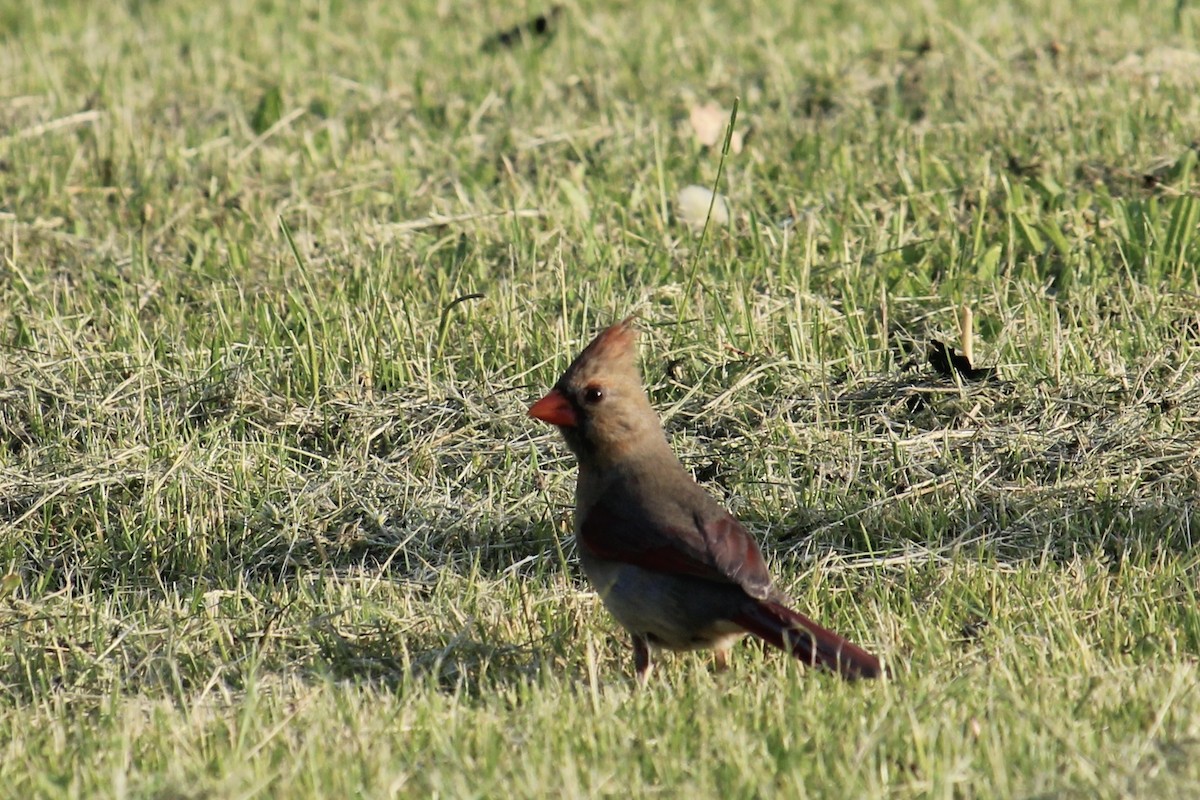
xmin=528 ymin=317 xmax=884 ymax=683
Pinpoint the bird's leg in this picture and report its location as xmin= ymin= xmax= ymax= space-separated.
xmin=633 ymin=635 xmax=653 ymax=685
xmin=713 ymin=648 xmax=731 ymax=672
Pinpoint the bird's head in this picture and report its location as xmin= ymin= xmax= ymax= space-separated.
xmin=529 ymin=317 xmax=666 ymax=465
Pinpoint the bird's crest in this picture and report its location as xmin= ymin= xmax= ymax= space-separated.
xmin=563 ymin=316 xmax=640 ymax=382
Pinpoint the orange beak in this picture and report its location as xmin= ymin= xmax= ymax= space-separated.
xmin=528 ymin=388 xmax=579 ymax=427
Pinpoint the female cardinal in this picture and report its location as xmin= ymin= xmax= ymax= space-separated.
xmin=529 ymin=318 xmax=883 ymax=682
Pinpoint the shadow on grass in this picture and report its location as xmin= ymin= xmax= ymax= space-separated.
xmin=310 ymin=618 xmax=562 ymax=696
xmin=4 ymin=360 xmax=1197 ymax=701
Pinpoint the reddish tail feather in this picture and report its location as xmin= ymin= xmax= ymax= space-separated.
xmin=732 ymin=600 xmax=884 ymax=680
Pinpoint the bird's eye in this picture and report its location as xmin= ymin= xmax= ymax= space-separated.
xmin=584 ymin=386 xmax=604 ymax=404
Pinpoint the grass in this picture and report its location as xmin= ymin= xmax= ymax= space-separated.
xmin=2 ymin=0 xmax=1200 ymax=796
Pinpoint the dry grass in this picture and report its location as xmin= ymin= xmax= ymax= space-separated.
xmin=3 ymin=0 xmax=1200 ymax=797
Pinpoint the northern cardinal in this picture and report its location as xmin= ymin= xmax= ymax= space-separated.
xmin=529 ymin=318 xmax=884 ymax=682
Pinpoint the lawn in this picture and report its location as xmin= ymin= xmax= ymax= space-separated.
xmin=2 ymin=0 xmax=1199 ymax=797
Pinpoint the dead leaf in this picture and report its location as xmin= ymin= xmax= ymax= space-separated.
xmin=929 ymin=340 xmax=997 ymax=382
xmin=481 ymin=6 xmax=564 ymax=52
xmin=688 ymin=102 xmax=743 ymax=153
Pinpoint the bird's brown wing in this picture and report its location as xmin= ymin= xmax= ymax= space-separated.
xmin=577 ymin=490 xmax=773 ymax=600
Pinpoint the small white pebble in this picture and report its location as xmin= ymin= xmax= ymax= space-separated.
xmin=677 ymin=185 xmax=730 ymax=229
